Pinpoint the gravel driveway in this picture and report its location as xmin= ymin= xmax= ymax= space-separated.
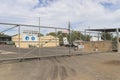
xmin=0 ymin=52 xmax=120 ymax=80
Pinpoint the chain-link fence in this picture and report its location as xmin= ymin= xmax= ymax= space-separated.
xmin=0 ymin=22 xmax=119 ymax=61
xmin=0 ymin=22 xmax=71 ymax=61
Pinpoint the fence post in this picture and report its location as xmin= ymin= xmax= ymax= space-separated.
xmin=18 ymin=25 xmax=21 ymax=60
xmin=55 ymin=28 xmax=57 ymax=47
xmin=104 ymin=28 xmax=106 ymax=40
xmin=38 ymin=17 xmax=41 ymax=59
xmin=68 ymin=21 xmax=71 ymax=55
xmin=116 ymin=28 xmax=120 ymax=53
xmin=84 ymin=29 xmax=86 ymax=41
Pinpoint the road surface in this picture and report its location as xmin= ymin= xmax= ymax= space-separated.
xmin=0 ymin=52 xmax=120 ymax=80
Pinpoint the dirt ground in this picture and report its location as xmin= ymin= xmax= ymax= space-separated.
xmin=0 ymin=52 xmax=120 ymax=80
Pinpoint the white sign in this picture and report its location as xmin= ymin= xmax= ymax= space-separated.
xmin=22 ymin=30 xmax=38 ymax=41
xmin=63 ymin=37 xmax=69 ymax=45
xmin=78 ymin=45 xmax=84 ymax=49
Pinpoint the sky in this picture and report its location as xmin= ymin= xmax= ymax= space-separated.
xmin=0 ymin=0 xmax=120 ymax=35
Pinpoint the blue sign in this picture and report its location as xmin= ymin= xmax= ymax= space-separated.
xmin=23 ymin=35 xmax=37 ymax=41
xmin=25 ymin=36 xmax=29 ymax=40
xmin=31 ymin=36 xmax=35 ymax=41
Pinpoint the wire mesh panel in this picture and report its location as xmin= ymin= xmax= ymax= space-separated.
xmin=0 ymin=25 xmax=20 ymax=60
xmin=0 ymin=21 xmax=119 ymax=61
xmin=70 ymin=30 xmax=114 ymax=55
xmin=111 ymin=32 xmax=119 ymax=51
xmin=0 ymin=22 xmax=70 ymax=61
xmin=38 ymin=28 xmax=70 ymax=57
xmin=16 ymin=26 xmax=40 ymax=60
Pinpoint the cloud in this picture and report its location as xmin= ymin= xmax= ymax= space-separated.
xmin=0 ymin=0 xmax=120 ymax=35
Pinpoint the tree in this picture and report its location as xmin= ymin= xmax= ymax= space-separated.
xmin=46 ymin=32 xmax=56 ymax=36
xmin=0 ymin=33 xmax=10 ymax=37
xmin=57 ymin=31 xmax=68 ymax=45
xmin=46 ymin=31 xmax=91 ymax=45
xmin=38 ymin=33 xmax=44 ymax=37
xmin=67 ymin=31 xmax=91 ymax=42
xmin=46 ymin=31 xmax=68 ymax=45
xmin=67 ymin=31 xmax=80 ymax=42
xmin=101 ymin=32 xmax=113 ymax=40
xmin=83 ymin=35 xmax=91 ymax=41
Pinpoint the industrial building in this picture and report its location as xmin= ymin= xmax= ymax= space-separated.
xmin=12 ymin=34 xmax=59 ymax=48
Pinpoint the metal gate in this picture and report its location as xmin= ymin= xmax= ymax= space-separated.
xmin=0 ymin=22 xmax=71 ymax=61
xmin=0 ymin=22 xmax=119 ymax=61
xmin=70 ymin=28 xmax=119 ymax=55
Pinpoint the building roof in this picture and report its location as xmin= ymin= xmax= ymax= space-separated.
xmin=86 ymin=28 xmax=120 ymax=32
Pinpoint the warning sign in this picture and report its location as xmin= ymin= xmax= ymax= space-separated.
xmin=22 ymin=30 xmax=38 ymax=41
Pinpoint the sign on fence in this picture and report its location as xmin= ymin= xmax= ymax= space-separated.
xmin=22 ymin=30 xmax=38 ymax=41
